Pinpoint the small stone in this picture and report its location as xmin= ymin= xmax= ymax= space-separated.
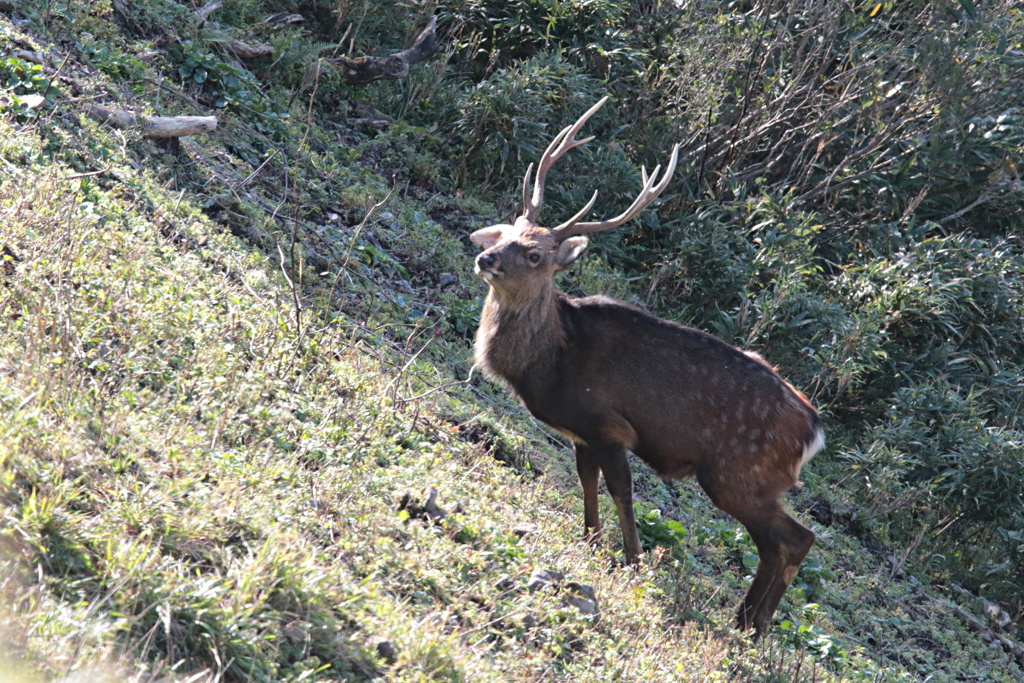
xmin=566 ymin=582 xmax=596 ymax=601
xmin=527 ymin=568 xmax=564 ymax=593
xmin=565 ymin=582 xmax=599 ymax=614
xmin=379 ymin=211 xmax=400 ymax=230
xmin=368 ymin=636 xmax=396 ymax=664
xmin=566 ymin=595 xmax=599 ymax=615
xmin=438 ymin=272 xmax=456 ymax=288
xmin=512 ymin=524 xmax=536 ymax=539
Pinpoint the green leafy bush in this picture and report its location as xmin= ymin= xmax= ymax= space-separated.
xmin=442 ymin=0 xmax=648 ymax=82
xmin=634 ymin=504 xmax=688 ymax=562
xmin=842 ymin=379 xmax=1024 ymax=608
xmin=169 ymin=40 xmax=262 ymax=109
xmin=0 ymin=56 xmax=57 ymax=117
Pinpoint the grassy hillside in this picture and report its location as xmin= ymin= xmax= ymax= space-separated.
xmin=2 ymin=2 xmax=1024 ymax=681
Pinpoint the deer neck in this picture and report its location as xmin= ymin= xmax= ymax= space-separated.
xmin=474 ymin=283 xmax=565 ymax=385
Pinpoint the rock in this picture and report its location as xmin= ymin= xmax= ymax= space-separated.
xmin=565 ymin=582 xmax=599 ymax=615
xmin=983 ymin=599 xmax=1013 ymax=631
xmin=566 ymin=582 xmax=596 ymax=601
xmin=566 ymin=595 xmax=599 ymax=615
xmin=438 ymin=272 xmax=456 ymax=288
xmin=527 ymin=568 xmax=564 ymax=593
xmin=378 ymin=211 xmax=400 ymax=231
xmin=368 ymin=636 xmax=396 ymax=664
xmin=512 ymin=524 xmax=536 ymax=539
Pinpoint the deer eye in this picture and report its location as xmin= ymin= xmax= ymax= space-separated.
xmin=527 ymin=251 xmax=542 ymax=265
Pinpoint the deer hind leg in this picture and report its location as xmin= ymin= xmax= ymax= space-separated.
xmin=575 ymin=444 xmax=603 ymax=545
xmin=725 ymin=499 xmax=815 ymax=637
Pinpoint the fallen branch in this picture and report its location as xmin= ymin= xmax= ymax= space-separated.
xmin=261 ymin=13 xmax=303 ymax=25
xmin=223 ymin=39 xmax=274 ymax=59
xmin=349 ymin=117 xmax=390 ymax=130
xmin=952 ymin=604 xmax=1024 ymax=667
xmin=195 ymin=1 xmax=222 ymax=24
xmin=333 ymin=16 xmax=438 ymax=86
xmin=86 ymin=105 xmax=217 ymax=138
xmin=920 ymin=593 xmax=1024 ymax=668
xmin=12 ymin=50 xmax=44 ymax=65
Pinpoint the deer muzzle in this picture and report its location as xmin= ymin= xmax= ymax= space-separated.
xmin=475 ymin=252 xmax=499 ymax=280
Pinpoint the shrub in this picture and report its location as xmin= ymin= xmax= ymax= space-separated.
xmin=441 ymin=0 xmax=648 ymax=83
xmin=842 ymin=379 xmax=1024 ymax=609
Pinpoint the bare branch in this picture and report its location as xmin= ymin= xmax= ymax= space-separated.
xmin=332 ymin=16 xmax=439 ymax=86
xmin=223 ymin=40 xmax=273 ymax=59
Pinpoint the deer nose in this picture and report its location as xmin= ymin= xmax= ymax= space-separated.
xmin=476 ymin=253 xmax=496 ymax=270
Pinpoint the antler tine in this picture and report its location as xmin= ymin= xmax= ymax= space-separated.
xmin=551 ymin=191 xmax=599 ymax=233
xmin=521 ymin=162 xmax=534 ymax=215
xmin=522 ymin=96 xmax=608 ymax=223
xmin=554 ymin=143 xmax=680 ymax=239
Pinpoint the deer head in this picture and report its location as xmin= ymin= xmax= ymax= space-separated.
xmin=471 ymin=98 xmax=680 ymax=302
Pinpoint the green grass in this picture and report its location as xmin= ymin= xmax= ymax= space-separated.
xmin=0 ymin=114 xmax=877 ymax=682
xmin=2 ymin=5 xmax=1023 ymax=682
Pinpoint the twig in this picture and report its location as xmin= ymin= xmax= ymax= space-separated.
xmin=921 ymin=594 xmax=1024 ymax=668
xmin=395 ymin=379 xmax=471 ymax=405
xmin=938 ymin=190 xmax=997 ymax=225
xmin=231 ymin=148 xmax=280 ymax=191
xmin=61 ymin=166 xmax=112 ymax=181
xmin=333 ymin=15 xmax=439 ymax=85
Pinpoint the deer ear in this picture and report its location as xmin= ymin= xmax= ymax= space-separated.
xmin=470 ymin=225 xmax=507 ymax=249
xmin=555 ymin=236 xmax=589 ymax=269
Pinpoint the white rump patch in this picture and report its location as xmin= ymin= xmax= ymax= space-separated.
xmin=798 ymin=426 xmax=825 ymax=473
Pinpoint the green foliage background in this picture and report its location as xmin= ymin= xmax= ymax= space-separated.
xmin=1 ymin=0 xmax=1023 ymax=681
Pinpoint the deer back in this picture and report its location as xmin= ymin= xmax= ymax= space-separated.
xmin=480 ymin=292 xmax=820 ymax=487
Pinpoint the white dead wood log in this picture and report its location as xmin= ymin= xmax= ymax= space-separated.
xmin=224 ymin=40 xmax=274 ymax=59
xmin=86 ymin=105 xmax=218 ymax=138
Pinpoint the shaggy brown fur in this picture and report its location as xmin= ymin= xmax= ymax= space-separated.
xmin=471 ymin=216 xmax=824 ymax=636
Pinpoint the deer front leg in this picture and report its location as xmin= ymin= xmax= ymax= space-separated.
xmin=575 ymin=444 xmax=602 ymax=545
xmin=591 ymin=441 xmax=642 ymax=563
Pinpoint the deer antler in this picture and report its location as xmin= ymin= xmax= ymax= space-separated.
xmin=552 ymin=142 xmax=680 ymax=238
xmin=518 ymin=97 xmax=679 ymax=239
xmin=521 ymin=97 xmax=607 ymax=224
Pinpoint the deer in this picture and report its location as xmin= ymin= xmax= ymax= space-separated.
xmin=469 ymin=97 xmax=825 ymax=637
